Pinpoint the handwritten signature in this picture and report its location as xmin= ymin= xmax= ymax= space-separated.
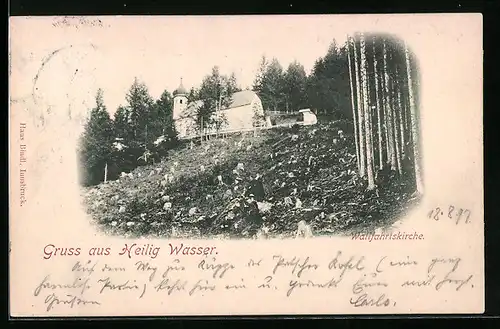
xmin=44 ymin=293 xmax=100 ymax=312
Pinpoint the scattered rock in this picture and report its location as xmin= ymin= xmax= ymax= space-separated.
xmin=295 ymin=198 xmax=303 ymax=209
xmin=295 ymin=220 xmax=313 ymax=238
xmin=223 ymin=189 xmax=233 ymax=199
xmin=256 ymin=201 xmax=273 ymax=214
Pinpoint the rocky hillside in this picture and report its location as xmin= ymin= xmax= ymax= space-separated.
xmin=82 ymin=120 xmax=420 ymax=239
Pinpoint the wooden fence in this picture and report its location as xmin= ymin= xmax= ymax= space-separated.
xmin=180 ymin=121 xmax=307 ymax=141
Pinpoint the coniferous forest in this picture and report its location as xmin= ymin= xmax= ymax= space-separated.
xmin=80 ymin=33 xmax=422 ymax=238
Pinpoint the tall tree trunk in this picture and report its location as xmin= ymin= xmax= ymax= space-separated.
xmin=360 ymin=33 xmax=376 ymax=190
xmin=372 ymin=38 xmax=383 ymax=170
xmin=404 ymin=41 xmax=424 ymax=194
xmin=406 ymin=95 xmax=413 ymax=156
xmin=392 ymin=68 xmax=402 ymax=176
xmin=403 ymin=86 xmax=412 ymax=153
xmin=104 ymin=162 xmax=108 ymax=183
xmin=200 ymin=116 xmax=204 ymax=143
xmin=347 ymin=36 xmax=361 ymax=174
xmin=368 ymin=85 xmax=375 ymax=166
xmin=381 ymin=64 xmax=390 ymax=164
xmin=397 ymin=83 xmax=405 ymax=161
xmin=353 ymin=36 xmax=366 ymax=177
xmin=366 ymin=53 xmax=375 ymax=166
xmin=383 ymin=39 xmax=396 ymax=171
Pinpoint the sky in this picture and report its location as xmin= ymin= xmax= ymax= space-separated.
xmin=10 ymin=14 xmax=477 ymax=120
xmin=10 ymin=15 xmax=354 ymax=117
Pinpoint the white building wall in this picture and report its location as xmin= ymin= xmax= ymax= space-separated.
xmin=173 ymin=95 xmax=188 ymax=120
xmin=174 ymin=94 xmax=267 ymax=138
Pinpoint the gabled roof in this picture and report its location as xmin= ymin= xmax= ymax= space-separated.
xmin=179 ymin=90 xmax=258 ymax=118
xmin=227 ymin=90 xmax=257 ymax=109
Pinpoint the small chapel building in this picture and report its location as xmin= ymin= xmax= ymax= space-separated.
xmin=172 ymin=79 xmax=267 ymax=138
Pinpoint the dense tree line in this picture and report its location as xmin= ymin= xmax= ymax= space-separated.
xmin=79 ymin=79 xmax=178 ymax=186
xmin=346 ymin=32 xmax=423 ymax=194
xmin=252 ymin=40 xmax=351 ymax=119
xmin=78 ymin=89 xmax=114 ymax=186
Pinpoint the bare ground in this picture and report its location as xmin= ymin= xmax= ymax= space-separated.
xmin=82 ymin=120 xmax=421 ymax=239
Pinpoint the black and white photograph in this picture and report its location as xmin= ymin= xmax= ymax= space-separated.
xmin=9 ymin=14 xmax=484 ymax=317
xmin=77 ymin=18 xmax=424 ymax=239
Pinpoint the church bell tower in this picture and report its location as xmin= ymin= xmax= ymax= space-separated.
xmin=173 ymin=78 xmax=188 ymax=120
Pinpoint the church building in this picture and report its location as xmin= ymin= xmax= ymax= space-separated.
xmin=172 ymin=79 xmax=267 ymax=138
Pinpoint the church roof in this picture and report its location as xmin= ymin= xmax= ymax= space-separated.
xmin=173 ymin=79 xmax=188 ymax=96
xmin=227 ymin=90 xmax=258 ymax=109
xmin=189 ymin=90 xmax=257 ymax=110
xmin=177 ymin=90 xmax=259 ymax=119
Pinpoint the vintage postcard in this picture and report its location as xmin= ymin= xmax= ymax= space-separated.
xmin=9 ymin=14 xmax=483 ymax=317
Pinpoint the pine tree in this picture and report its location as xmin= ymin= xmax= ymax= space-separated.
xmin=404 ymin=40 xmax=424 ymax=194
xmin=113 ymin=106 xmax=131 ymax=140
xmin=391 ymin=64 xmax=403 ymax=176
xmin=353 ymin=36 xmax=366 ymax=177
xmin=188 ymin=87 xmax=199 ymax=102
xmin=306 ymin=40 xmax=351 ymax=118
xmin=383 ymin=39 xmax=397 ymax=171
xmin=372 ymin=37 xmax=384 ymax=170
xmin=196 ymin=66 xmax=241 ymax=134
xmin=258 ymin=58 xmax=286 ymax=112
xmin=396 ymin=80 xmax=405 ymax=161
xmin=283 ymin=61 xmax=308 ymax=112
xmin=153 ymin=90 xmax=177 ymax=137
xmin=125 ymin=77 xmax=155 ymax=146
xmin=151 ymin=89 xmax=178 ymax=156
xmin=347 ymin=36 xmax=361 ymax=174
xmin=252 ymin=55 xmax=268 ymax=92
xmin=78 ymin=89 xmax=114 ymax=186
xmin=360 ymin=33 xmax=376 ymax=190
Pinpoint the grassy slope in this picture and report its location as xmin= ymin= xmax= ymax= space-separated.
xmin=82 ymin=120 xmax=420 ymax=239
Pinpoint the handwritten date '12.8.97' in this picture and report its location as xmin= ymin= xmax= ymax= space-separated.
xmin=427 ymin=205 xmax=471 ymax=224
